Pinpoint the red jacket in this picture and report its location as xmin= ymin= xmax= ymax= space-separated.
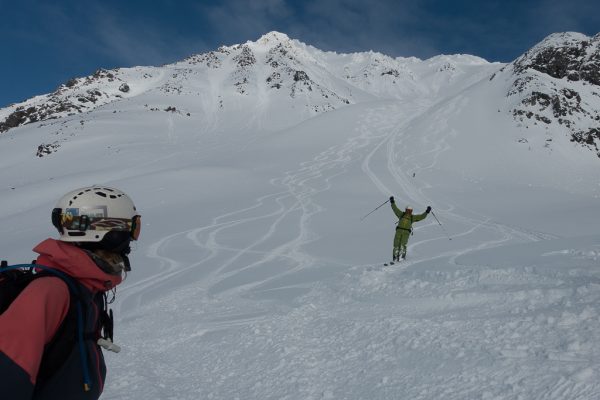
xmin=0 ymin=239 xmax=122 ymax=399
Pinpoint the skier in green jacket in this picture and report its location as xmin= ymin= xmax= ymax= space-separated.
xmin=390 ymin=196 xmax=431 ymax=262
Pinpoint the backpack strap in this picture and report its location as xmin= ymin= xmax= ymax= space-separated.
xmin=2 ymin=264 xmax=93 ymax=392
xmin=36 ymin=284 xmax=78 ymax=386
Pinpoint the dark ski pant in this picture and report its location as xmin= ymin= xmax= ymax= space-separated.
xmin=393 ymin=228 xmax=411 ymax=260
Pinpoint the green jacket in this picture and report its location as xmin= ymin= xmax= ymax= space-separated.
xmin=391 ymin=203 xmax=427 ymax=231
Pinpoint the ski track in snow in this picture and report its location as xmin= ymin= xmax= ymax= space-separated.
xmin=106 ymin=98 xmax=600 ymax=400
xmin=120 ymin=100 xmax=438 ymax=311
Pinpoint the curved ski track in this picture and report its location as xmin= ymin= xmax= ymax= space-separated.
xmin=118 ymin=97 xmax=551 ymax=316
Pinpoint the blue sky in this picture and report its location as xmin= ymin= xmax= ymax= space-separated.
xmin=1 ymin=0 xmax=599 ymax=107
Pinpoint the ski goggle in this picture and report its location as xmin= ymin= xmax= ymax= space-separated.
xmin=130 ymin=215 xmax=141 ymax=241
xmin=52 ymin=208 xmax=141 ymax=240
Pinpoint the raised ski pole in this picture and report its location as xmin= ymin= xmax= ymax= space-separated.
xmin=360 ymin=199 xmax=390 ymax=221
xmin=431 ymin=210 xmax=452 ymax=240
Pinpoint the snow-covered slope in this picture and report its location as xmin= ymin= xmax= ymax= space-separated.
xmin=0 ymin=32 xmax=498 ymax=137
xmin=1 ymin=31 xmax=599 ymax=399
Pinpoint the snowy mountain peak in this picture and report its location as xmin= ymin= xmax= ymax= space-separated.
xmin=501 ymin=31 xmax=600 ymax=157
xmin=228 ymin=31 xmax=302 ymax=57
xmin=1 ymin=30 xmax=598 ymax=160
xmin=0 ymin=32 xmax=501 ymax=135
xmin=513 ymin=32 xmax=600 ymax=84
xmin=425 ymin=54 xmax=489 ymax=65
xmin=535 ymin=31 xmax=592 ymax=48
xmin=256 ymin=31 xmax=292 ymax=46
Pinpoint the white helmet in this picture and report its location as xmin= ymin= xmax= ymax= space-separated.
xmin=52 ymin=186 xmax=140 ymax=244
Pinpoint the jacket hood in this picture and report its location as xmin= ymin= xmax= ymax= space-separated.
xmin=33 ymin=238 xmax=122 ymax=292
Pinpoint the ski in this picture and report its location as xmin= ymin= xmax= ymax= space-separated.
xmin=366 ymin=262 xmax=393 ymax=271
xmin=366 ymin=260 xmax=404 ymax=271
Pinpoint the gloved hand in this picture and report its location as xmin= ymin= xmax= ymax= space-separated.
xmin=389 ymin=196 xmax=395 ymax=204
xmin=426 ymin=206 xmax=432 ymax=213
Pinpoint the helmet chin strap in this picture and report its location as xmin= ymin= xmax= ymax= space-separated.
xmin=121 ymin=248 xmax=132 ymax=272
xmin=84 ymin=248 xmax=131 ymax=275
xmin=78 ymin=233 xmax=133 ymax=274
xmin=112 ymin=242 xmax=132 ymax=271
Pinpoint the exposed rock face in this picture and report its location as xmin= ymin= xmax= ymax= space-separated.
xmin=184 ymin=46 xmax=229 ymax=68
xmin=231 ymin=45 xmax=256 ymax=94
xmin=261 ymin=41 xmax=350 ymax=109
xmin=508 ymin=32 xmax=600 ymax=157
xmin=233 ymin=45 xmax=257 ymax=68
xmin=0 ymin=68 xmax=131 ymax=133
xmin=571 ymin=128 xmax=600 ymax=154
xmin=36 ymin=142 xmax=61 ymax=157
xmin=513 ymin=33 xmax=600 ymax=85
xmin=0 ymin=108 xmax=32 ymax=131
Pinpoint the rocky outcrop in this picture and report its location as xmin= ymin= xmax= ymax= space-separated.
xmin=184 ymin=47 xmax=229 ymax=68
xmin=513 ymin=33 xmax=600 ymax=85
xmin=508 ymin=32 xmax=600 ymax=157
xmin=233 ymin=45 xmax=257 ymax=68
xmin=36 ymin=142 xmax=61 ymax=157
xmin=0 ymin=68 xmax=132 ymax=133
xmin=230 ymin=45 xmax=256 ymax=94
xmin=571 ymin=128 xmax=600 ymax=155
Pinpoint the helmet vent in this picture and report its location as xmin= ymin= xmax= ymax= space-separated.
xmin=96 ymin=191 xmax=107 ymax=197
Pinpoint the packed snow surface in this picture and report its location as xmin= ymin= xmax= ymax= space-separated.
xmin=1 ymin=32 xmax=599 ymax=399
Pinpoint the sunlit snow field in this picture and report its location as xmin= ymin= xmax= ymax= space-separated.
xmin=1 ymin=33 xmax=599 ymax=400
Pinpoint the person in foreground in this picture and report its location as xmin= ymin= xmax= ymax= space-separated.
xmin=0 ymin=186 xmax=141 ymax=399
xmin=389 ymin=196 xmax=430 ymax=262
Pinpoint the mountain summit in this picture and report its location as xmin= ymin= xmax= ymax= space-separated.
xmin=1 ymin=31 xmax=599 ymax=158
xmin=503 ymin=32 xmax=600 ymax=156
xmin=0 ymin=31 xmax=495 ymax=134
xmin=255 ymin=31 xmax=293 ymax=46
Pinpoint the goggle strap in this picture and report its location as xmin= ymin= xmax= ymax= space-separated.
xmin=130 ymin=215 xmax=141 ymax=240
xmin=51 ymin=208 xmax=64 ymax=233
